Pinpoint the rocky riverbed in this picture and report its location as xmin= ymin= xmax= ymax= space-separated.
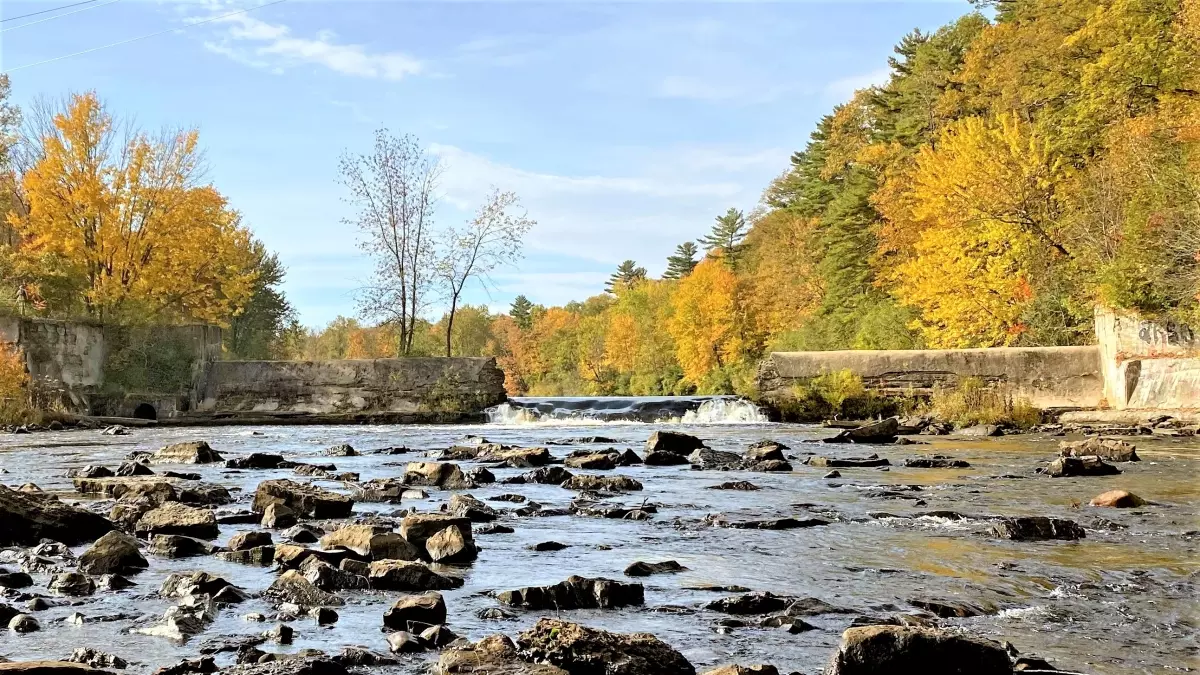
xmin=0 ymin=419 xmax=1196 ymax=674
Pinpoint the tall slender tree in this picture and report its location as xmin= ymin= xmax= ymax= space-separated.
xmin=699 ymin=208 xmax=749 ymax=267
xmin=510 ymin=294 xmax=534 ymax=329
xmin=663 ymin=242 xmax=699 ymax=280
xmin=605 ymin=260 xmax=646 ymax=294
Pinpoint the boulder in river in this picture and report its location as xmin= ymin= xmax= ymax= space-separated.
xmin=744 ymin=440 xmax=787 ymax=463
xmin=510 ymin=466 xmax=575 ymax=484
xmin=561 ymin=474 xmax=643 ymax=492
xmin=1089 ymin=490 xmax=1146 ymax=508
xmin=565 ymin=452 xmax=619 ymax=470
xmin=643 ymin=450 xmax=691 ymax=466
xmin=624 ymin=560 xmax=686 ymax=577
xmin=352 ymin=477 xmax=408 ymax=503
xmin=321 ymin=524 xmax=421 ymax=561
xmin=402 ymin=513 xmax=474 ymax=550
xmin=151 ymin=442 xmax=223 ymax=464
xmin=427 ymin=524 xmax=477 ymax=563
xmin=227 ymin=531 xmax=273 ymax=551
xmin=149 ymin=534 xmax=222 ymax=558
xmin=1059 ymin=437 xmax=1139 ymax=462
xmin=266 ymin=569 xmax=344 ymax=607
xmin=368 ymin=560 xmax=462 ymax=591
xmin=1044 ymin=456 xmax=1120 ymax=477
xmin=382 ymin=591 xmax=446 ymax=632
xmin=261 ymin=503 xmax=297 ymax=529
xmin=485 ymin=446 xmax=553 ymax=468
xmin=955 ymin=424 xmax=1003 ymax=437
xmin=807 ymin=455 xmax=890 ymax=468
xmin=49 ymin=572 xmax=96 ymax=596
xmin=645 ymin=430 xmax=706 ymax=454
xmin=436 ymin=634 xmax=568 ymax=674
xmin=702 ymin=667 xmax=779 ymax=675
xmin=0 ymin=665 xmax=111 ymax=675
xmin=705 ymin=592 xmax=792 ymax=615
xmin=517 ymin=618 xmax=695 ymax=675
xmin=67 ymin=465 xmax=114 ymax=479
xmin=252 ymin=479 xmax=354 ymax=519
xmin=706 ymin=481 xmax=761 ymax=491
xmin=135 ymin=503 xmax=219 ymax=540
xmin=116 ymin=460 xmax=154 ymax=477
xmin=826 ymin=625 xmax=1011 ymax=674
xmin=498 ymin=575 xmax=644 ymax=610
xmin=404 ymin=462 xmax=475 ymax=490
xmin=78 ymin=531 xmax=148 ymax=575
xmin=904 ymin=456 xmax=970 ymax=469
xmin=225 ymin=453 xmax=291 ymax=470
xmin=0 ymin=485 xmax=114 ymax=546
xmin=687 ymin=448 xmax=743 ymax=471
xmin=823 ymin=418 xmax=899 ymax=444
xmin=990 ymin=516 xmax=1085 ymax=541
xmin=447 ymin=494 xmax=500 ymax=522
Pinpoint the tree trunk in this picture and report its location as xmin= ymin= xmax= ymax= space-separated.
xmin=445 ymin=295 xmax=458 ymax=358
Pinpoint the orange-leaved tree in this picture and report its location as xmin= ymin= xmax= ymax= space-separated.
xmin=668 ymin=257 xmax=753 ymax=388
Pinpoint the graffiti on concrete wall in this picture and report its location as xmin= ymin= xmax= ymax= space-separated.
xmin=1138 ymin=319 xmax=1196 ymax=347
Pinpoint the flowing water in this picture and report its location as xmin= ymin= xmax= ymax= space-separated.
xmin=0 ymin=397 xmax=1197 ymax=673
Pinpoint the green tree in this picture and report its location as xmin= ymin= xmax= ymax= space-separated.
xmin=699 ymin=208 xmax=749 ymax=267
xmin=510 ymin=294 xmax=534 ymax=329
xmin=225 ymin=242 xmax=296 ymax=359
xmin=605 ymin=260 xmax=646 ymax=294
xmin=662 ymin=242 xmax=699 ymax=280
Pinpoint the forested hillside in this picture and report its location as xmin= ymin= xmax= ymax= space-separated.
xmin=304 ymin=0 xmax=1197 ymax=397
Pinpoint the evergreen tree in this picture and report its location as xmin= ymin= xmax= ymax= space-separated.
xmin=699 ymin=208 xmax=749 ymax=267
xmin=663 ymin=242 xmax=699 ymax=280
xmin=510 ymin=294 xmax=534 ymax=330
xmin=605 ymin=260 xmax=647 ymax=294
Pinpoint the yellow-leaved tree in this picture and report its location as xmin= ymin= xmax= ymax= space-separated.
xmin=10 ymin=92 xmax=256 ymax=324
xmin=669 ymin=257 xmax=753 ymax=389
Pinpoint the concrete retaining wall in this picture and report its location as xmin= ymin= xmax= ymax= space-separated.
xmin=198 ymin=357 xmax=507 ymax=416
xmin=1095 ymin=309 xmax=1198 ymax=410
xmin=757 ymin=346 xmax=1105 ymax=409
xmin=0 ymin=317 xmax=106 ymax=410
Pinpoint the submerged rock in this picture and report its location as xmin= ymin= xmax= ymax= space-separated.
xmin=517 ymin=618 xmax=695 ymax=675
xmin=904 ymin=456 xmax=970 ymax=469
xmin=624 ymin=560 xmax=686 ymax=577
xmin=687 ymin=448 xmax=744 ymax=471
xmin=706 ymin=481 xmax=761 ymax=491
xmin=807 ymin=456 xmax=890 ymax=468
xmin=990 ymin=517 xmax=1085 ymax=541
xmin=826 ymin=625 xmax=1011 ymax=674
xmin=498 ymin=575 xmax=644 ymax=610
xmin=1089 ymin=490 xmax=1146 ymax=508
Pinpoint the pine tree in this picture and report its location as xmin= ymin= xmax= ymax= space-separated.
xmin=510 ymin=295 xmax=534 ymax=330
xmin=663 ymin=242 xmax=699 ymax=280
xmin=699 ymin=208 xmax=749 ymax=267
xmin=605 ymin=260 xmax=647 ymax=294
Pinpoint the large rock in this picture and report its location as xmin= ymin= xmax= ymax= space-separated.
xmin=266 ymin=569 xmax=344 ymax=606
xmin=404 ymin=463 xmax=474 ymax=490
xmin=1089 ymin=490 xmax=1146 ymax=508
xmin=49 ymin=572 xmax=96 ymax=596
xmin=436 ymin=635 xmax=568 ymax=674
xmin=252 ymin=479 xmax=354 ymax=519
xmin=1044 ymin=456 xmax=1120 ymax=477
xmin=645 ymin=431 xmax=706 ymax=454
xmin=564 ymin=452 xmax=618 ymax=470
xmin=990 ymin=516 xmax=1086 ymax=541
xmin=151 ymin=442 xmax=223 ymax=464
xmin=150 ymin=534 xmax=221 ymax=558
xmin=497 ymin=575 xmax=644 ymax=610
xmin=299 ymin=557 xmax=369 ymax=591
xmin=0 ymin=485 xmax=113 ymax=546
xmin=352 ymin=478 xmax=408 ymax=503
xmin=448 ymin=494 xmax=500 ymax=522
xmin=560 ymin=475 xmax=643 ymax=492
xmin=485 ymin=447 xmax=553 ymax=468
xmin=321 ymin=524 xmax=421 ymax=561
xmin=0 ymin=664 xmax=116 ymax=675
xmin=225 ymin=453 xmax=291 ymax=470
xmin=426 ymin=525 xmax=477 ymax=563
xmin=382 ymin=591 xmax=446 ymax=631
xmin=402 ymin=513 xmax=474 ymax=551
xmin=807 ymin=455 xmax=890 ymax=468
xmin=368 ymin=560 xmax=461 ymax=591
xmin=623 ymin=560 xmax=686 ymax=577
xmin=744 ymin=441 xmax=787 ymax=463
xmin=1059 ymin=437 xmax=1139 ymax=462
xmin=78 ymin=530 xmax=148 ymax=575
xmin=514 ymin=466 xmax=575 ymax=484
xmin=904 ymin=456 xmax=970 ymax=469
xmin=687 ymin=449 xmax=744 ymax=471
xmin=518 ymin=618 xmax=695 ymax=675
xmin=702 ymin=667 xmax=778 ymax=675
xmin=73 ymin=477 xmax=231 ymax=506
xmin=823 ymin=418 xmax=899 ymax=444
xmin=135 ymin=503 xmax=219 ymax=540
xmin=826 ymin=625 xmax=1011 ymax=674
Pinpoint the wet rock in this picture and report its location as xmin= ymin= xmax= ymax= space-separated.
xmin=1013 ymin=656 xmax=1060 ymax=671
xmin=152 ymin=442 xmax=223 ymax=464
xmin=705 ymin=592 xmax=843 ymax=616
xmin=404 ymin=463 xmax=474 ymax=490
xmin=160 ymin=571 xmax=239 ymax=599
xmin=283 ymin=525 xmax=322 ymax=544
xmin=826 ymin=625 xmax=1011 ymax=674
xmin=746 ymin=459 xmax=794 ymax=472
xmin=334 ymin=647 xmax=395 ymax=667
xmin=1059 ymin=437 xmax=1139 ymax=462
xmin=624 ymin=560 xmax=686 ymax=577
xmin=904 ymin=456 xmax=971 ymax=469
xmin=687 ymin=449 xmax=744 ymax=471
xmin=8 ymin=613 xmax=39 ymax=632
xmin=0 ymin=570 xmax=33 ymax=588
xmin=321 ymin=524 xmax=421 ymax=561
xmin=702 ymin=666 xmax=779 ymax=675
xmin=490 ymin=494 xmax=527 ymax=503
xmin=643 ymin=450 xmax=690 ymax=466
xmin=645 ymin=430 xmax=707 ymax=454
xmin=368 ymin=560 xmax=461 ymax=591
xmin=447 ymin=494 xmax=500 ymax=522
xmin=402 ymin=513 xmax=474 ymax=554
xmin=560 ymin=474 xmax=643 ymax=492
xmin=382 ymin=591 xmax=446 ymax=631
xmin=476 ymin=524 xmax=515 ymax=535
xmin=252 ymin=480 xmax=354 ymax=519
xmin=162 ymin=471 xmax=201 ymax=480
xmin=510 ymin=466 xmax=575 ymax=485
xmin=706 ymin=481 xmax=761 ymax=491
xmin=386 ymin=631 xmax=425 ymax=654
xmin=98 ymin=574 xmax=136 ymax=591
xmin=427 ymin=524 xmax=477 ymax=563
xmin=311 ymin=607 xmax=338 ymax=625
xmin=261 ymin=504 xmax=297 ymax=529
xmin=150 ymin=535 xmax=222 ymax=558
xmin=990 ymin=517 xmax=1086 ymax=541
xmin=1044 ymin=456 xmax=1120 ymax=477
xmin=215 ymin=546 xmax=275 ymax=566
xmin=1089 ymin=490 xmax=1146 ymax=508
xmin=824 ymin=471 xmax=841 ymax=479
xmin=299 ymin=557 xmax=369 ymax=591
xmin=823 ymin=418 xmax=899 ymax=444
xmin=419 ymin=624 xmax=460 ymax=648
xmin=266 ymin=570 xmax=344 ymax=607
xmin=497 ymin=575 xmax=644 ymax=610
xmin=49 ymin=572 xmax=96 ymax=596
xmin=220 ymin=657 xmax=347 ymax=675
xmin=907 ymin=599 xmax=990 ymax=618
xmin=274 ymin=545 xmax=353 ymax=570
xmin=228 ymin=531 xmax=273 ymax=551
xmin=0 ymin=602 xmax=19 ymax=624
xmin=529 ymin=541 xmax=569 ymax=551
xmin=135 ymin=503 xmax=219 ymax=540
xmin=67 ymin=466 xmax=114 ymax=479
xmin=712 ymin=516 xmax=829 ymax=530
xmin=0 ymin=484 xmax=115 ymax=546
xmin=67 ymin=649 xmax=128 ymax=670
xmin=116 ymin=461 xmax=154 ymax=477
xmin=324 ymin=444 xmax=357 ymax=457
xmin=569 ymin=501 xmax=655 ymax=520
xmin=745 ymin=440 xmax=788 ymax=463
xmin=78 ymin=531 xmax=148 ymax=575
xmin=486 ymin=447 xmax=552 ymax=468
xmin=956 ymin=424 xmax=1003 ymax=438
xmin=565 ymin=453 xmax=618 ymax=470
xmin=465 ymin=467 xmax=495 ymax=484
xmin=517 ymin=618 xmax=695 ymax=675
xmin=476 ymin=607 xmax=516 ymax=620
xmin=225 ymin=454 xmax=292 ymax=470
xmin=807 ymin=456 xmax=890 ymax=468
xmin=152 ymin=657 xmax=218 ymax=675
xmin=263 ymin=623 xmax=293 ymax=644
xmin=436 ymin=634 xmax=568 ymax=674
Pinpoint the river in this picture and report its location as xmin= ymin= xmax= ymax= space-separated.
xmin=0 ymin=398 xmax=1196 ymax=673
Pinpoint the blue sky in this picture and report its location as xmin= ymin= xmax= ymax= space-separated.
xmin=2 ymin=0 xmax=972 ymax=328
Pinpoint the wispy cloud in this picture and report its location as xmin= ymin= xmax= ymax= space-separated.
xmin=824 ymin=66 xmax=892 ymax=102
xmin=202 ymin=13 xmax=423 ymax=80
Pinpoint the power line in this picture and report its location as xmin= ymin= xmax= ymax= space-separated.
xmin=3 ymin=0 xmax=288 ymax=73
xmin=1 ymin=0 xmax=119 ymax=33
xmin=2 ymin=0 xmax=97 ymax=23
